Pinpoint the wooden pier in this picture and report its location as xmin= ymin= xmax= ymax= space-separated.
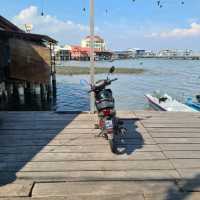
xmin=0 ymin=111 xmax=200 ymax=199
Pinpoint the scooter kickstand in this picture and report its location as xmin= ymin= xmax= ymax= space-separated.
xmin=95 ymin=130 xmax=104 ymax=138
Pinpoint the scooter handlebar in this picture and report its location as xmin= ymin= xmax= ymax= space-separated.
xmin=110 ymin=78 xmax=118 ymax=83
xmin=88 ymin=78 xmax=118 ymax=93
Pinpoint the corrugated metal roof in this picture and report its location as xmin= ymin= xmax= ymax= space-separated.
xmin=0 ymin=29 xmax=57 ymax=44
xmin=0 ymin=15 xmax=57 ymax=44
xmin=0 ymin=15 xmax=24 ymax=32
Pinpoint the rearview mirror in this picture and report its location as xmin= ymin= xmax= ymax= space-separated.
xmin=109 ymin=66 xmax=115 ymax=74
xmin=80 ymin=79 xmax=89 ymax=87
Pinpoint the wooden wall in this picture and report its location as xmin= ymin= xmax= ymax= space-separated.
xmin=9 ymin=38 xmax=51 ymax=83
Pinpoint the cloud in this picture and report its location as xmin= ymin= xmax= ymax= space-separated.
xmin=12 ymin=6 xmax=89 ymax=44
xmin=146 ymin=22 xmax=200 ymax=38
xmin=11 ymin=6 xmax=200 ymax=50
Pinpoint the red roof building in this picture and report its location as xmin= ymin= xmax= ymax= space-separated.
xmin=70 ymin=46 xmax=102 ymax=60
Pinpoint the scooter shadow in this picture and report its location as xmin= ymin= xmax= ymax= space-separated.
xmin=113 ymin=118 xmax=144 ymax=155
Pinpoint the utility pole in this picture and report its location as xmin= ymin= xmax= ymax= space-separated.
xmin=89 ymin=0 xmax=95 ymax=112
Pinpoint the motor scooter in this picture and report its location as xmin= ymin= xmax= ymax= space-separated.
xmin=87 ymin=66 xmax=127 ymax=153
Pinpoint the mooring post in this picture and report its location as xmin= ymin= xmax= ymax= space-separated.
xmin=0 ymin=82 xmax=3 ymax=101
xmin=51 ymin=43 xmax=57 ymax=98
xmin=35 ymin=84 xmax=41 ymax=96
xmin=7 ymin=83 xmax=13 ymax=97
xmin=40 ymin=84 xmax=47 ymax=101
xmin=47 ymin=82 xmax=52 ymax=101
xmin=30 ymin=83 xmax=35 ymax=95
xmin=17 ymin=83 xmax=25 ymax=104
xmin=52 ymin=73 xmax=57 ymax=98
xmin=13 ymin=83 xmax=19 ymax=99
xmin=25 ymin=82 xmax=31 ymax=102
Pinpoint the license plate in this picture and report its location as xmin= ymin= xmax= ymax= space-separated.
xmin=105 ymin=120 xmax=113 ymax=129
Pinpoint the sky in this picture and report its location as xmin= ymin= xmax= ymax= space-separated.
xmin=1 ymin=0 xmax=200 ymax=50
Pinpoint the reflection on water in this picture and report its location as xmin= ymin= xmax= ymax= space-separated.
xmin=1 ymin=58 xmax=200 ymax=111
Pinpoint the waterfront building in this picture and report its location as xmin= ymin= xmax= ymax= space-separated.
xmin=95 ymin=51 xmax=113 ymax=60
xmin=158 ymin=49 xmax=193 ymax=58
xmin=112 ymin=51 xmax=133 ymax=59
xmin=0 ymin=15 xmax=57 ymax=101
xmin=70 ymin=46 xmax=112 ymax=61
xmin=127 ymin=48 xmax=146 ymax=58
xmin=81 ymin=35 xmax=106 ymax=51
xmin=70 ymin=46 xmax=90 ymax=61
xmin=158 ymin=49 xmax=177 ymax=57
xmin=55 ymin=45 xmax=71 ymax=61
xmin=135 ymin=49 xmax=146 ymax=57
xmin=181 ymin=49 xmax=193 ymax=57
xmin=144 ymin=50 xmax=156 ymax=57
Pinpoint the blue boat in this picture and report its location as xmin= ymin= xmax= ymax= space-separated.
xmin=185 ymin=97 xmax=200 ymax=111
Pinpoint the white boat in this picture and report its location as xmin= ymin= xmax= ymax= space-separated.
xmin=145 ymin=93 xmax=197 ymax=112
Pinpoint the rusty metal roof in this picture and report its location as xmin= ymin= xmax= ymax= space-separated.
xmin=0 ymin=15 xmax=57 ymax=44
xmin=0 ymin=15 xmax=24 ymax=32
xmin=0 ymin=29 xmax=57 ymax=44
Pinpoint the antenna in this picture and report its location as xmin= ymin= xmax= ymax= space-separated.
xmin=41 ymin=0 xmax=45 ymax=16
xmin=82 ymin=0 xmax=86 ymax=14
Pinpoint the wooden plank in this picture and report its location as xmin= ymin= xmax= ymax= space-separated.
xmin=0 ymin=130 xmax=61 ymax=135
xmin=0 ymin=195 xmax=145 ymax=200
xmin=1 ymin=112 xmax=135 ymax=121
xmin=0 ymin=132 xmax=151 ymax=140
xmin=164 ymin=151 xmax=200 ymax=159
xmin=177 ymin=169 xmax=200 ymax=179
xmin=0 ymin=160 xmax=173 ymax=172
xmin=0 ymin=115 xmax=97 ymax=122
xmin=171 ymin=159 xmax=200 ymax=169
xmin=143 ymin=121 xmax=200 ymax=125
xmin=32 ymin=181 xmax=177 ymax=198
xmin=10 ymin=170 xmax=180 ymax=180
xmin=147 ymin=128 xmax=200 ymax=133
xmin=0 ymin=122 xmax=139 ymax=130
xmin=0 ymin=144 xmax=160 ymax=154
xmin=159 ymin=144 xmax=200 ymax=151
xmin=0 ymin=138 xmax=155 ymax=146
xmin=143 ymin=123 xmax=200 ymax=128
xmin=141 ymin=117 xmax=200 ymax=121
xmin=154 ymin=138 xmax=200 ymax=144
xmin=0 ymin=129 xmax=101 ymax=135
xmin=144 ymin=192 xmax=197 ymax=200
xmin=0 ymin=133 xmax=99 ymax=140
xmin=150 ymin=132 xmax=200 ymax=138
xmin=135 ymin=111 xmax=200 ymax=116
xmin=0 ymin=152 xmax=166 ymax=162
xmin=0 ymin=183 xmax=33 ymax=197
xmin=0 ymin=122 xmax=95 ymax=130
xmin=1 ymin=113 xmax=125 ymax=123
xmin=141 ymin=116 xmax=200 ymax=122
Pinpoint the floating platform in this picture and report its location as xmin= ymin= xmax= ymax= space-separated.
xmin=0 ymin=111 xmax=200 ymax=199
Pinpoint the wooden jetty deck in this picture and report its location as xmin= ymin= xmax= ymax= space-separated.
xmin=1 ymin=111 xmax=200 ymax=199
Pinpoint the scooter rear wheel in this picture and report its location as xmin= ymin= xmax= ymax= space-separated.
xmin=109 ymin=139 xmax=118 ymax=154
